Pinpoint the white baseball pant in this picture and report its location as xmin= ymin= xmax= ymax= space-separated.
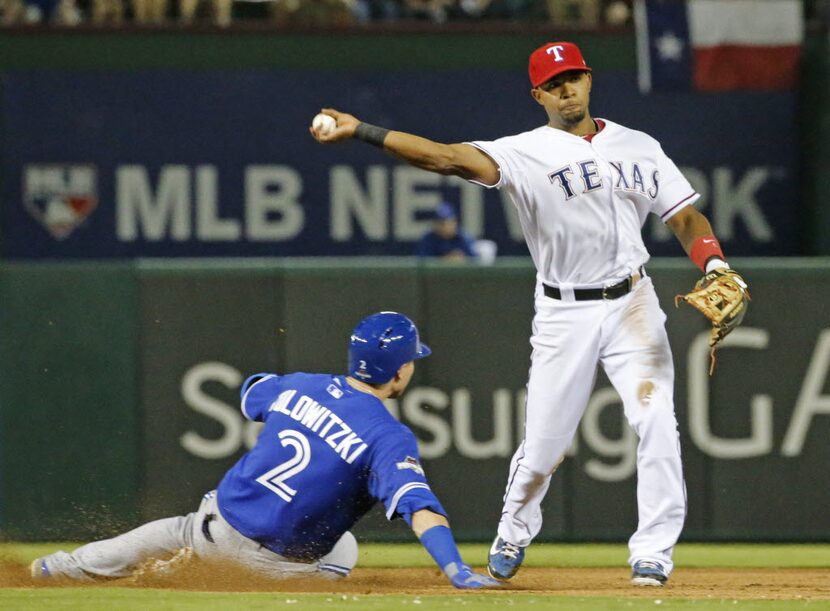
xmin=498 ymin=276 xmax=686 ymax=574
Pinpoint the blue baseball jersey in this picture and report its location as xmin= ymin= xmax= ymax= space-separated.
xmin=216 ymin=372 xmax=446 ymax=561
xmin=416 ymin=229 xmax=477 ymax=258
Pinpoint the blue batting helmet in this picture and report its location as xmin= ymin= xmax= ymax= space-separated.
xmin=348 ymin=312 xmax=431 ymax=383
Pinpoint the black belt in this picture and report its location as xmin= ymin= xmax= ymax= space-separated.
xmin=202 ymin=514 xmax=216 ymax=543
xmin=544 ymin=267 xmax=645 ymax=301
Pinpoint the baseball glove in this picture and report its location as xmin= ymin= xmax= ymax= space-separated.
xmin=675 ymin=268 xmax=750 ymax=374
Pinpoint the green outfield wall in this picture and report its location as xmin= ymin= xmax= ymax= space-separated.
xmin=1 ymin=258 xmax=829 ymax=543
xmin=0 ymin=263 xmax=140 ymax=540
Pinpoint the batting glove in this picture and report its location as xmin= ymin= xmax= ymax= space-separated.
xmin=445 ymin=562 xmax=503 ymax=589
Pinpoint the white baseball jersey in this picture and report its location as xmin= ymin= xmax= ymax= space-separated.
xmin=474 ymin=117 xmax=690 ymax=575
xmin=469 ymin=119 xmax=699 ymax=286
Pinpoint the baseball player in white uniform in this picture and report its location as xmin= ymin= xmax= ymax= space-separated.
xmin=311 ymin=41 xmax=746 ymax=587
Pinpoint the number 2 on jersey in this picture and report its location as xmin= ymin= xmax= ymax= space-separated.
xmin=256 ymin=430 xmax=311 ymax=502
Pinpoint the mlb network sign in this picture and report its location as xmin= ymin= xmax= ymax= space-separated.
xmin=13 ymin=160 xmax=790 ymax=258
xmin=3 ymin=70 xmax=798 ymax=258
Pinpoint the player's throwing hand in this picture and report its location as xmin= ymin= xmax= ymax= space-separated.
xmin=309 ymin=108 xmax=359 ymax=143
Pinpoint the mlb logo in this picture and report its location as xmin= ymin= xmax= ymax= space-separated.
xmin=326 ymin=383 xmax=344 ymax=399
xmin=24 ymin=164 xmax=98 ymax=240
xmin=395 ymin=456 xmax=425 ymax=476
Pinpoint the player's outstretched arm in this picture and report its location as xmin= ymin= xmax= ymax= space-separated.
xmin=309 ymin=108 xmax=500 ymax=186
xmin=410 ymin=509 xmax=502 ymax=590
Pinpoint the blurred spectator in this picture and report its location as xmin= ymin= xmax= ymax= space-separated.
xmin=401 ymin=0 xmax=452 ymax=22
xmin=416 ymin=202 xmax=478 ymax=261
xmin=132 ymin=0 xmax=167 ymax=24
xmin=455 ymin=0 xmax=492 ymax=18
xmin=451 ymin=0 xmax=540 ymax=20
xmin=91 ymin=0 xmax=125 ymax=24
xmin=545 ymin=0 xmax=600 ymax=27
xmin=0 ymin=0 xmax=638 ymax=24
xmin=270 ymin=0 xmax=365 ymax=26
xmin=0 ymin=0 xmax=30 ymax=23
xmin=179 ymin=0 xmax=231 ymax=26
xmin=53 ymin=0 xmax=82 ymax=23
xmin=603 ymin=0 xmax=630 ymax=26
xmin=367 ymin=0 xmax=400 ymax=21
xmin=1 ymin=0 xmax=72 ymax=24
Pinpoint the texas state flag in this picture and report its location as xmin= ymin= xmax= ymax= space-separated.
xmin=634 ymin=0 xmax=804 ymax=92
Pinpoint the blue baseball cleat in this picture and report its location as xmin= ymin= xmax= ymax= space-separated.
xmin=487 ymin=536 xmax=526 ymax=581
xmin=631 ymin=560 xmax=668 ymax=586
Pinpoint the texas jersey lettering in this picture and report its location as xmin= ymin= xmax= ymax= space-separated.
xmin=470 ymin=119 xmax=698 ymax=287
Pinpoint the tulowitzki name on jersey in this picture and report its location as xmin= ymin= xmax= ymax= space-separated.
xmin=268 ymin=389 xmax=368 ymax=464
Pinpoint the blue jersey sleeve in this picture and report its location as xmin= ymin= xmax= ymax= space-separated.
xmin=368 ymin=426 xmax=447 ymax=522
xmin=239 ymin=373 xmax=280 ymax=422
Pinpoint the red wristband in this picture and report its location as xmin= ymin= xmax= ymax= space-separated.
xmin=689 ymin=235 xmax=725 ymax=272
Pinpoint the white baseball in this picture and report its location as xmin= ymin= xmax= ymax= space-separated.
xmin=312 ymin=113 xmax=336 ymax=136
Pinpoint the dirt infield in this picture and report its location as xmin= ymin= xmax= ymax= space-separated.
xmin=2 ymin=560 xmax=829 ymax=600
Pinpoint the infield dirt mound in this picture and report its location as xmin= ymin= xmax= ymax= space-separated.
xmin=2 ymin=560 xmax=829 ymax=600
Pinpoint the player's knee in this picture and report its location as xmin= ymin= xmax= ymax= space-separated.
xmin=517 ymin=464 xmax=559 ymax=493
xmin=318 ymin=531 xmax=358 ymax=579
xmin=626 ymin=383 xmax=675 ymax=422
xmin=522 ymin=450 xmax=566 ymax=481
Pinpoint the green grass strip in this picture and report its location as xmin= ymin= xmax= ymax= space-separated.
xmin=4 ymin=542 xmax=830 ymax=568
xmin=1 ymin=590 xmax=829 ymax=611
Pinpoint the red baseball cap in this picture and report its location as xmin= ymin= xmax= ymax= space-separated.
xmin=528 ymin=42 xmax=592 ymax=88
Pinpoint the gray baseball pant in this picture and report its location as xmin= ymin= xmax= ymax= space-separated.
xmin=38 ymin=491 xmax=358 ymax=581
